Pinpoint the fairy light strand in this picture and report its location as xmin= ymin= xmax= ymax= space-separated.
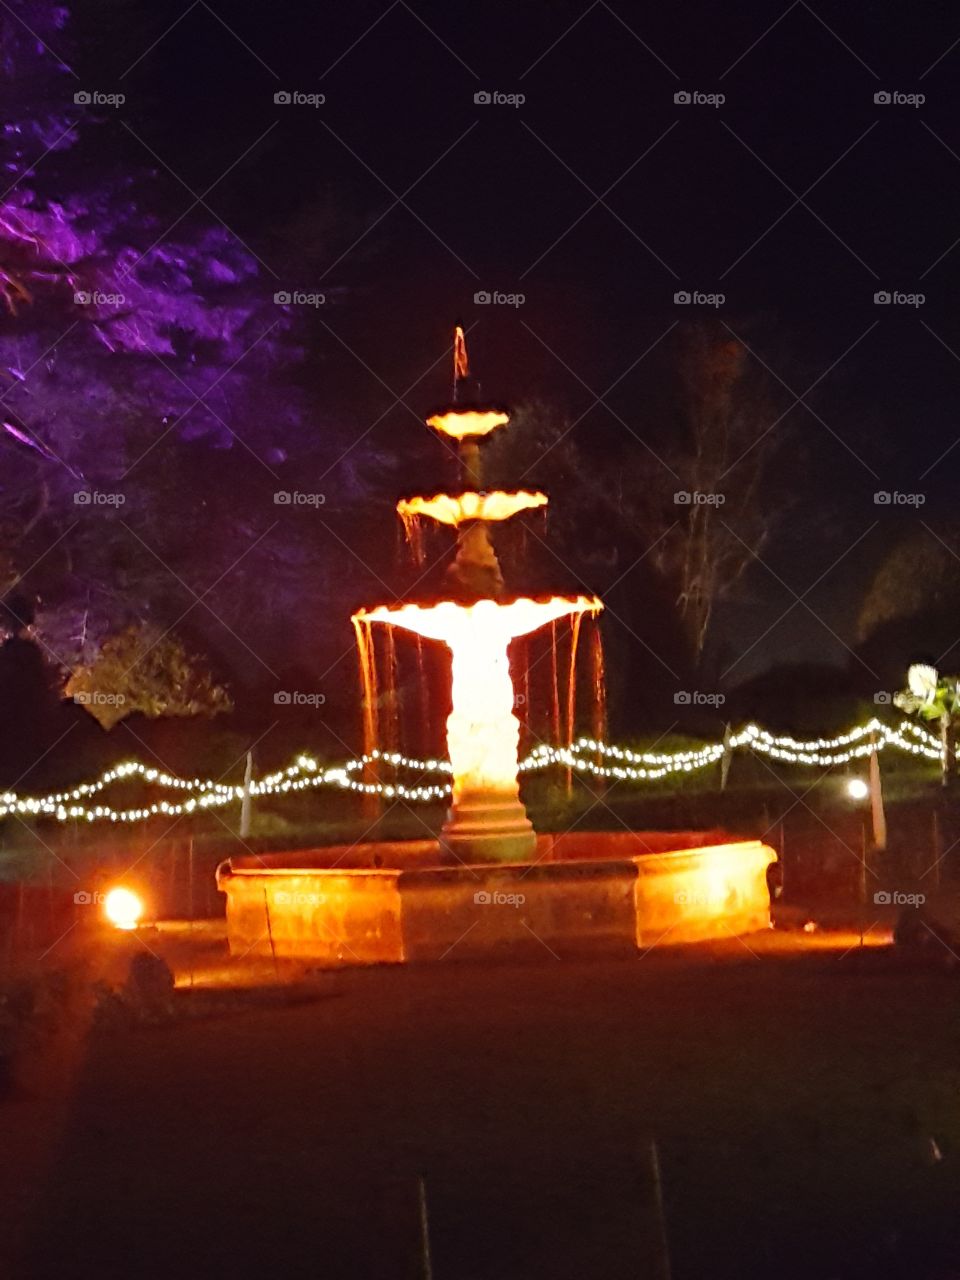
xmin=0 ymin=718 xmax=942 ymax=824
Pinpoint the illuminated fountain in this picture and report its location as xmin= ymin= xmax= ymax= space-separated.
xmin=353 ymin=328 xmax=600 ymax=862
xmin=217 ymin=327 xmax=774 ymax=966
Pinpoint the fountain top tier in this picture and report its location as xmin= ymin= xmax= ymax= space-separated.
xmin=370 ymin=324 xmax=604 ymax=609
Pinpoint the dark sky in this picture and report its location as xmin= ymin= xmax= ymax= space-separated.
xmin=70 ymin=0 xmax=960 ymax=681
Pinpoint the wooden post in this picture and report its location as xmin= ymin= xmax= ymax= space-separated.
xmin=719 ymin=722 xmax=734 ymax=792
xmin=240 ymin=748 xmax=254 ymax=838
xmin=869 ymin=745 xmax=886 ymax=851
xmin=648 ymin=1140 xmax=672 ymax=1280
xmin=417 ymin=1174 xmax=433 ymax=1280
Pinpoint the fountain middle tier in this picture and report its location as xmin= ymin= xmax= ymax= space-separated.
xmin=396 ymin=489 xmax=548 ymax=527
xmin=353 ymin=595 xmax=601 ymax=861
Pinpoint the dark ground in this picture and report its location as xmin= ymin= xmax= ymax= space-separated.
xmin=8 ymin=927 xmax=960 ymax=1280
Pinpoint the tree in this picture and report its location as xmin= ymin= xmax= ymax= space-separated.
xmin=0 ymin=0 xmax=376 ymax=708
xmin=65 ymin=624 xmax=232 ymax=730
xmin=895 ymin=662 xmax=959 ymax=788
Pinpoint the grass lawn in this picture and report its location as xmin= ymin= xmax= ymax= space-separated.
xmin=12 ymin=931 xmax=960 ymax=1279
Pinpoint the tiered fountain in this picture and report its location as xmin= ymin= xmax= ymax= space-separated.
xmin=218 ymin=328 xmax=774 ymax=966
xmin=353 ymin=326 xmax=601 ymax=863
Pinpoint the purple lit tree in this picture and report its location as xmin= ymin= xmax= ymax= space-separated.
xmin=0 ymin=0 xmax=367 ymax=712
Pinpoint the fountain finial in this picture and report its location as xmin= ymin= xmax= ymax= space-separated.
xmin=452 ymin=322 xmax=482 ymax=407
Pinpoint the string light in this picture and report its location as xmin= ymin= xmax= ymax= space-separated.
xmin=0 ymin=718 xmax=942 ymax=824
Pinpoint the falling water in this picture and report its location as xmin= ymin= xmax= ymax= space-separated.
xmin=415 ymin=633 xmax=432 ymax=758
xmin=382 ymin=626 xmax=400 ymax=754
xmin=549 ymin=620 xmax=562 ymax=745
xmin=399 ymin=510 xmax=425 ymax=565
xmin=352 ymin=617 xmax=381 ymax=816
xmin=565 ymin=612 xmax=584 ymax=797
xmin=589 ymin=619 xmax=607 ymax=791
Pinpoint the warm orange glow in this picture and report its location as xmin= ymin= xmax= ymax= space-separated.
xmin=425 ymin=409 xmax=510 ymax=439
xmin=354 ymin=596 xmax=601 ymax=809
xmin=354 ymin=595 xmax=601 ymax=644
xmin=396 ymin=490 xmax=548 ymax=527
xmin=103 ymin=886 xmax=143 ymax=930
xmin=454 ymin=324 xmax=469 ymax=381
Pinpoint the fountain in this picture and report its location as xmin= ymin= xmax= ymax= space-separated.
xmin=354 ymin=329 xmax=601 ymax=862
xmin=217 ymin=328 xmax=774 ymax=965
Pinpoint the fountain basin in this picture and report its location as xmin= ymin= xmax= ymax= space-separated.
xmin=217 ymin=834 xmax=775 ymax=965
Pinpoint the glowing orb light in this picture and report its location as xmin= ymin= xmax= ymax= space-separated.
xmin=845 ymin=778 xmax=869 ymax=800
xmin=103 ymin=886 xmax=144 ymax=930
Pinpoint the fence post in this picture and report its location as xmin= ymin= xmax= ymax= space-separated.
xmin=240 ymin=749 xmax=254 ymax=839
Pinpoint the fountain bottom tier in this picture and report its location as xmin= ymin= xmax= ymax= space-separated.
xmin=354 ymin=595 xmax=601 ymax=862
xmin=217 ymin=833 xmax=776 ymax=965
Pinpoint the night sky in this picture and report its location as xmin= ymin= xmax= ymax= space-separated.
xmin=66 ymin=0 xmax=960 ymax=680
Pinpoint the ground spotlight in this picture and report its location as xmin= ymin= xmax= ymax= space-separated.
xmin=103 ymin=886 xmax=144 ymax=931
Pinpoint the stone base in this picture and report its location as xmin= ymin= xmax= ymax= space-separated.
xmin=440 ymin=797 xmax=536 ymax=863
xmin=217 ymin=834 xmax=776 ymax=967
